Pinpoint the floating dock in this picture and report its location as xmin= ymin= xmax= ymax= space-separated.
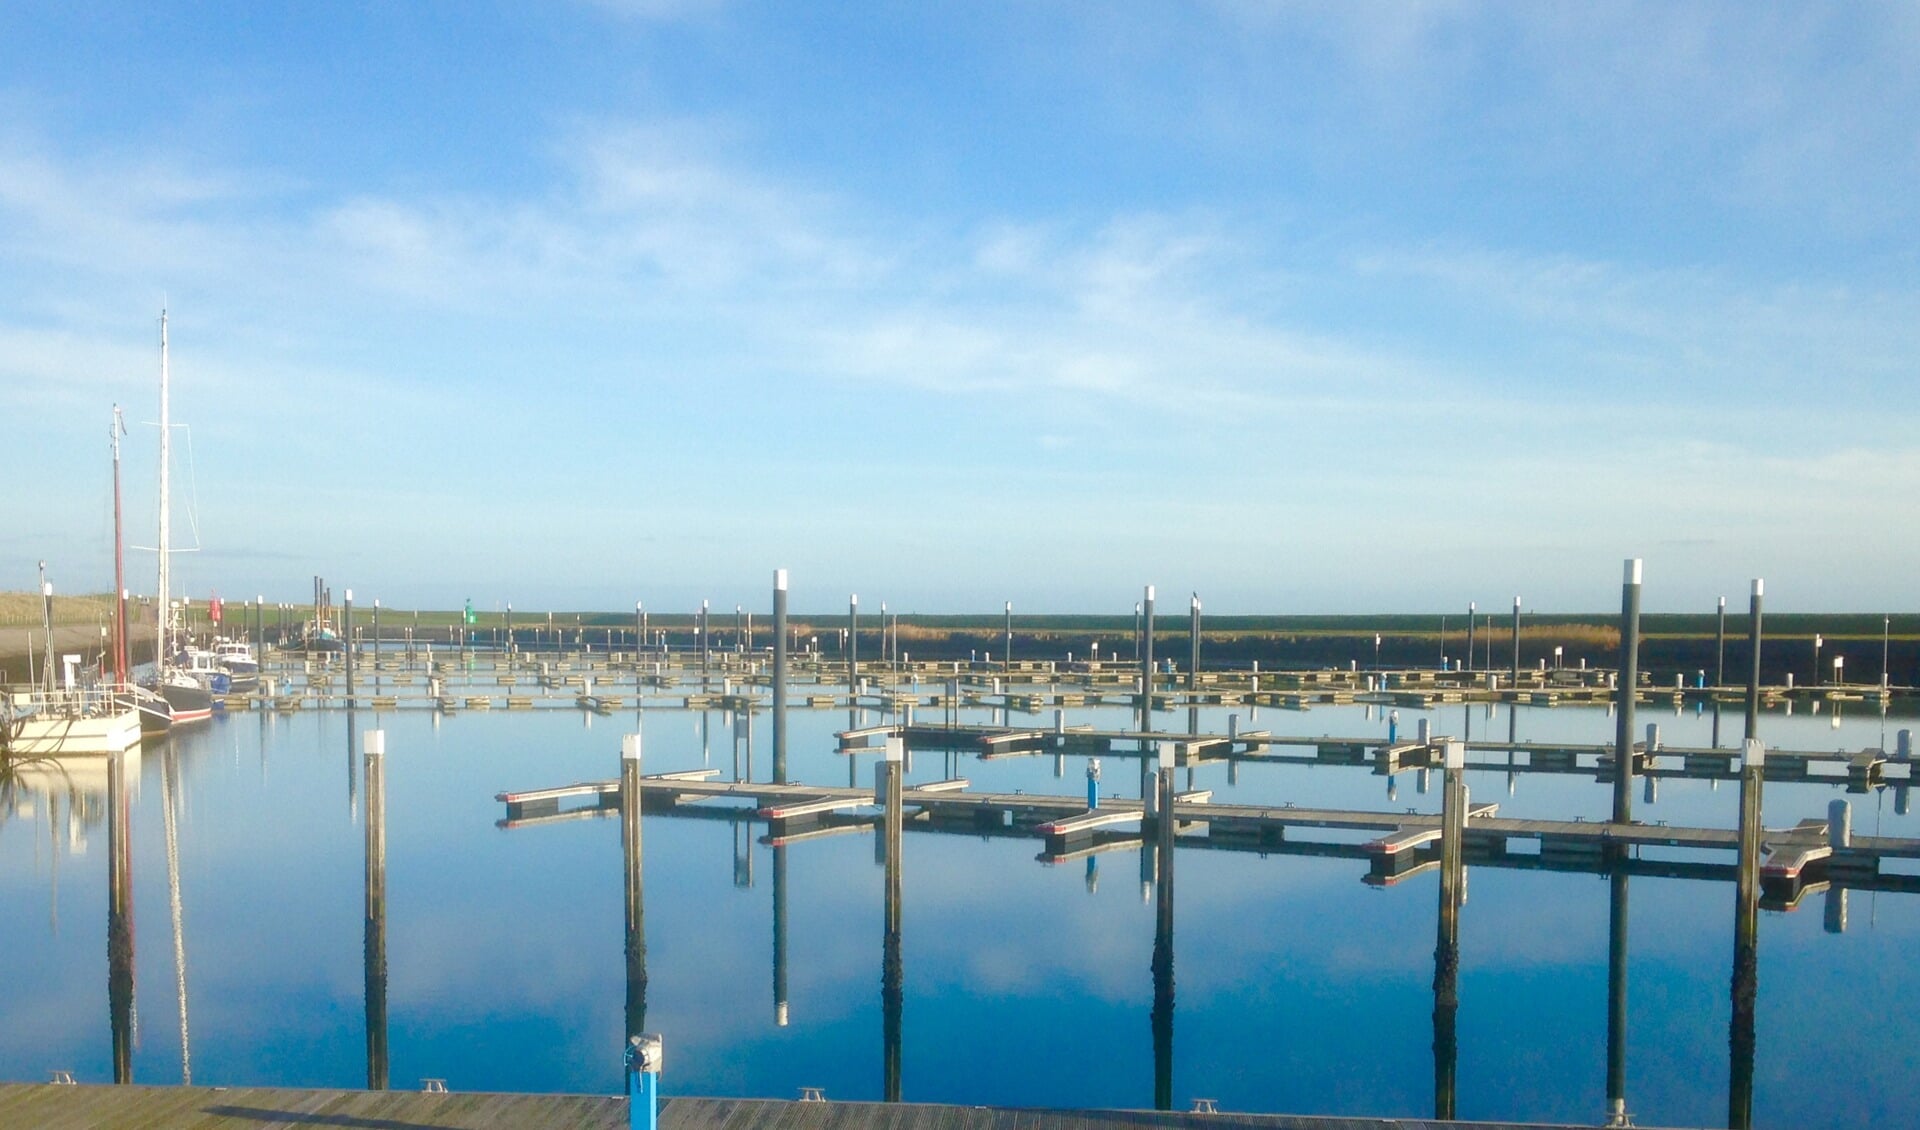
xmin=498 ymin=767 xmax=1920 ymax=905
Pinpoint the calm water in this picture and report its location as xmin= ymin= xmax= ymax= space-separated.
xmin=5 ymin=694 xmax=1920 ymax=1127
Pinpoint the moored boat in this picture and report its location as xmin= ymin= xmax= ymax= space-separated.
xmin=137 ymin=310 xmax=215 ymax=728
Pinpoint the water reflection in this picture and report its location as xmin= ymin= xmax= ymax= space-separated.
xmin=622 ymin=737 xmax=647 ymax=1047
xmin=16 ymin=688 xmax=1920 ymax=1118
xmin=363 ymin=722 xmax=388 ymax=1090
xmin=1150 ymin=766 xmax=1175 ymax=1112
xmin=881 ymin=753 xmax=903 ymax=1103
xmin=1432 ymin=761 xmax=1465 ymax=1121
xmin=107 ymin=747 xmax=133 ymax=1085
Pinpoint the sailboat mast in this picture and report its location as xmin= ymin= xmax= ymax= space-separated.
xmin=157 ymin=310 xmax=172 ymax=664
xmin=112 ymin=405 xmax=129 ymax=681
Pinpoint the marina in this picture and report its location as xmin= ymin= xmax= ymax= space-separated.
xmin=6 ymin=579 xmax=1920 ymax=1128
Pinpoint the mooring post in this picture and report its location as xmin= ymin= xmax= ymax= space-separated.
xmin=1087 ymin=758 xmax=1101 ymax=810
xmin=882 ymin=736 xmax=904 ymax=1102
xmin=1744 ymin=580 xmax=1764 ymax=742
xmin=1465 ymin=602 xmax=1476 ymax=674
xmin=108 ymin=748 xmax=132 ymax=1084
xmin=1188 ymin=593 xmax=1200 ymax=693
xmin=1716 ymin=596 xmax=1728 ymax=688
xmin=1729 ymin=735 xmax=1764 ymax=1130
xmin=1004 ymin=600 xmax=1013 ymax=673
xmin=623 ymin=733 xmax=647 ymax=1042
xmin=1613 ymin=559 xmax=1642 ymax=828
xmin=1826 ymin=796 xmax=1852 ymax=934
xmin=1141 ymin=585 xmax=1156 ymax=734
xmin=1152 ymin=758 xmax=1176 ymax=1112
xmin=1511 ymin=596 xmax=1522 ymax=684
xmin=773 ymin=570 xmax=789 ymax=784
xmin=700 ymin=599 xmax=710 ymax=679
xmin=1434 ymin=738 xmax=1465 ymax=1121
xmin=626 ymin=1034 xmax=662 ymax=1130
xmin=344 ymin=589 xmax=355 ymax=703
xmin=848 ymin=593 xmax=859 ymax=697
xmin=363 ymin=728 xmax=388 ymax=1091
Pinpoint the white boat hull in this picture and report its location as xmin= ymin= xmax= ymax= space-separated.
xmin=9 ymin=708 xmax=143 ymax=756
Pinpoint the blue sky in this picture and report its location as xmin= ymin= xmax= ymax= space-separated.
xmin=2 ymin=2 xmax=1915 ymax=614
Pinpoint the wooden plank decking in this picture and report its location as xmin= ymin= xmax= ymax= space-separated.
xmin=0 ymin=1085 xmax=1696 ymax=1130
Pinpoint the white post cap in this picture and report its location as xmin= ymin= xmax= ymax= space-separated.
xmin=1743 ymin=737 xmax=1766 ymax=768
xmin=622 ymin=733 xmax=643 ymax=760
xmin=1624 ymin=558 xmax=1642 ymax=585
xmin=775 ymin=569 xmax=788 ymax=591
xmin=364 ymin=729 xmax=386 ymax=756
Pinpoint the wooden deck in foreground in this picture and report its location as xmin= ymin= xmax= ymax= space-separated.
xmin=0 ymin=1085 xmax=1695 ymax=1130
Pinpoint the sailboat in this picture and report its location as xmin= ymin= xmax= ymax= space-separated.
xmin=143 ymin=310 xmax=219 ymax=725
xmin=108 ymin=404 xmax=174 ymax=734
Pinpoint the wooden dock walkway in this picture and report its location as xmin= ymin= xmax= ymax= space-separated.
xmin=848 ymin=722 xmax=1914 ymax=789
xmin=212 ymin=645 xmax=1909 ymax=717
xmin=496 ymin=771 xmax=1920 ymax=901
xmin=0 ymin=1083 xmax=1698 ymax=1129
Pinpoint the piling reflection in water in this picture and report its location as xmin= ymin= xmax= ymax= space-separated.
xmin=363 ymin=723 xmax=388 ymax=1091
xmin=773 ymin=845 xmax=789 ymax=1027
xmin=106 ymin=747 xmax=133 ymax=1085
xmin=880 ymin=746 xmax=904 ymax=1103
xmin=622 ymin=734 xmax=647 ymax=1046
xmin=1605 ymin=868 xmax=1629 ymax=1128
xmin=1151 ymin=764 xmax=1175 ymax=1112
xmin=1729 ymin=739 xmax=1764 ymax=1130
xmin=1432 ymin=750 xmax=1466 ymax=1122
xmin=1731 ymin=580 xmax=1766 ymax=1130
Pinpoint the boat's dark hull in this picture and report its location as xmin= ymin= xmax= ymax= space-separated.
xmin=159 ymin=682 xmax=214 ymax=725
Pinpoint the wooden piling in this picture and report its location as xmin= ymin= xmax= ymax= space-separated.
xmin=1511 ymin=596 xmax=1522 ymax=684
xmin=1729 ymin=737 xmax=1763 ymax=1130
xmin=344 ymin=590 xmax=355 ymax=701
xmin=1613 ymin=560 xmax=1642 ymax=829
xmin=774 ymin=571 xmax=789 ymax=784
xmin=363 ymin=728 xmax=387 ymax=1091
xmin=1434 ymin=741 xmax=1465 ymax=1122
xmin=1744 ymin=580 xmax=1764 ymax=742
xmin=623 ymin=733 xmax=647 ymax=1042
xmin=882 ymin=745 xmax=904 ymax=1103
xmin=1152 ymin=764 xmax=1175 ymax=1112
xmin=1188 ymin=594 xmax=1200 ymax=693
xmin=107 ymin=748 xmax=133 ymax=1085
xmin=1140 ymin=586 xmax=1156 ymax=736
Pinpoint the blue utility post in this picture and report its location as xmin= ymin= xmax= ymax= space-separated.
xmin=627 ymin=1034 xmax=662 ymax=1130
xmin=1087 ymin=759 xmax=1101 ymax=810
